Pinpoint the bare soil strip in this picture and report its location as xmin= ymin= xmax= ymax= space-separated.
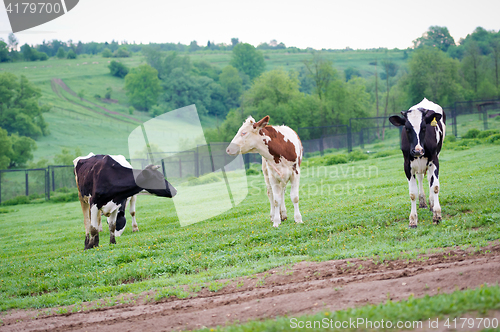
xmin=2 ymin=243 xmax=500 ymax=332
xmin=50 ymin=78 xmax=140 ymax=124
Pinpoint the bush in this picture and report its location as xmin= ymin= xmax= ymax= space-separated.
xmin=1 ymin=195 xmax=30 ymax=206
xmin=462 ymin=128 xmax=480 ymax=139
xmin=246 ymin=168 xmax=260 ymax=175
xmin=348 ymin=150 xmax=368 ymax=161
xmin=185 ymin=173 xmax=222 ymax=186
xmin=66 ymin=49 xmax=77 ymax=59
xmin=113 ymin=47 xmax=130 ymax=58
xmin=488 ymin=134 xmax=500 ymax=144
xmin=102 ymin=48 xmax=113 ymax=58
xmin=50 ymin=192 xmax=79 ymax=203
xmin=445 ymin=134 xmax=456 ymax=142
xmin=373 ymin=149 xmax=399 ymax=158
xmin=108 ymin=60 xmax=129 ymax=78
xmin=325 ymin=154 xmax=348 ymax=165
xmin=478 ymin=129 xmax=499 ymax=139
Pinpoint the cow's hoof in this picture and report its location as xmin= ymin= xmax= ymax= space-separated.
xmin=419 ymin=196 xmax=427 ymax=209
xmin=132 ymin=226 xmax=139 ymax=232
xmin=409 ymin=224 xmax=417 ymax=229
xmin=433 ymin=218 xmax=441 ymax=225
xmin=84 ymin=235 xmax=99 ymax=250
xmin=281 ymin=216 xmax=287 ymax=222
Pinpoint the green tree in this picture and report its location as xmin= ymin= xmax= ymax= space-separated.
xmin=56 ymin=46 xmax=66 ymax=59
xmin=66 ymin=49 xmax=77 ymax=59
xmin=102 ymin=48 xmax=112 ymax=58
xmin=8 ymin=134 xmax=36 ymax=168
xmin=7 ymin=33 xmax=18 ymax=51
xmin=0 ymin=128 xmax=13 ymax=169
xmin=113 ymin=47 xmax=130 ymax=58
xmin=108 ymin=60 xmax=129 ymax=78
xmin=0 ymin=73 xmax=49 ymax=139
xmin=125 ymin=64 xmax=160 ymax=112
xmin=219 ymin=65 xmax=243 ymax=109
xmin=230 ymin=43 xmax=265 ymax=80
xmin=407 ymin=47 xmax=461 ymax=106
xmin=414 ymin=26 xmax=455 ymax=52
xmin=303 ymin=54 xmax=337 ymax=100
xmin=54 ymin=147 xmax=82 ymax=165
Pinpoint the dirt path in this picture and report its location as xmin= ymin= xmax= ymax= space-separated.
xmin=2 ymin=243 xmax=500 ymax=332
xmin=50 ymin=78 xmax=140 ymax=124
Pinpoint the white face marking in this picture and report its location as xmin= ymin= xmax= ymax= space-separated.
xmin=407 ymin=110 xmax=423 ymax=149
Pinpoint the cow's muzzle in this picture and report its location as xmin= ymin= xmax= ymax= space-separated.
xmin=226 ymin=143 xmax=240 ymax=156
xmin=411 ymin=147 xmax=424 ymax=157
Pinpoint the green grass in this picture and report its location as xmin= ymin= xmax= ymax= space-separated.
xmin=0 ymin=143 xmax=499 ymax=311
xmin=205 ymin=285 xmax=500 ymax=331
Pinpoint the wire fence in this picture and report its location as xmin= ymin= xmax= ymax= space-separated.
xmin=2 ymin=98 xmax=499 ymax=204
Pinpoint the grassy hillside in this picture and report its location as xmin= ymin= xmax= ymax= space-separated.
xmin=0 ymin=140 xmax=499 ymax=310
xmin=0 ymin=49 xmax=408 ymax=163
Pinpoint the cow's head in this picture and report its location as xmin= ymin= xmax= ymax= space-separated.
xmin=226 ymin=115 xmax=269 ymax=156
xmin=136 ymin=165 xmax=177 ymax=198
xmin=389 ymin=108 xmax=442 ymax=157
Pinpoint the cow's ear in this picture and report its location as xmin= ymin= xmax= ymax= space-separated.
xmin=389 ymin=115 xmax=406 ymax=127
xmin=424 ymin=111 xmax=442 ymax=124
xmin=253 ymin=115 xmax=269 ymax=130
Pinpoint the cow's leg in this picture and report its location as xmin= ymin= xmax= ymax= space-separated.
xmin=129 ymin=195 xmax=139 ymax=232
xmin=97 ymin=211 xmax=103 ymax=232
xmin=86 ymin=203 xmax=100 ymax=249
xmin=417 ymin=173 xmax=427 ymax=208
xmin=79 ymin=194 xmax=91 ymax=249
xmin=262 ymin=158 xmax=275 ymax=221
xmin=429 ymin=159 xmax=442 ymax=224
xmin=405 ymin=162 xmax=418 ymax=228
xmin=269 ymin=175 xmax=283 ymax=227
xmin=280 ymin=185 xmax=287 ymax=221
xmin=108 ymin=208 xmax=118 ymax=245
xmin=290 ymin=171 xmax=302 ymax=223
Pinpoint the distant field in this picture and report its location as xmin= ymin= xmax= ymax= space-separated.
xmin=188 ymin=49 xmax=409 ymax=75
xmin=0 ymin=48 xmax=408 ymax=163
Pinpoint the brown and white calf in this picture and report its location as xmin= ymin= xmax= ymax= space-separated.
xmin=227 ymin=115 xmax=303 ymax=227
xmin=389 ymin=98 xmax=446 ymax=228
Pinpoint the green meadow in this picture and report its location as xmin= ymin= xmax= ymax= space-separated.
xmin=1 ymin=137 xmax=499 ymax=311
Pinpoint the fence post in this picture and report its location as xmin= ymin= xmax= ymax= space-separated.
xmin=347 ymin=125 xmax=352 ymax=153
xmin=51 ymin=167 xmax=55 ymax=191
xmin=483 ymin=107 xmax=488 ymax=130
xmin=25 ymin=170 xmax=29 ymax=197
xmin=161 ymin=159 xmax=166 ymax=177
xmin=195 ymin=146 xmax=199 ymax=177
xmin=45 ymin=168 xmax=50 ymax=200
xmin=244 ymin=154 xmax=250 ymax=169
xmin=0 ymin=171 xmax=2 ymax=204
xmin=452 ymin=104 xmax=458 ymax=137
xmin=359 ymin=129 xmax=364 ymax=149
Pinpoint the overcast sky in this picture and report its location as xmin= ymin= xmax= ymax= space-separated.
xmin=1 ymin=0 xmax=499 ymax=50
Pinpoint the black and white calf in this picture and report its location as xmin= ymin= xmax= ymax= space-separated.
xmin=389 ymin=98 xmax=446 ymax=228
xmin=73 ymin=153 xmax=176 ymax=249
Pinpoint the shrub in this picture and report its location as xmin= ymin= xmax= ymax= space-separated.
xmin=50 ymin=192 xmax=79 ymax=203
xmin=325 ymin=154 xmax=348 ymax=165
xmin=108 ymin=60 xmax=129 ymax=78
xmin=478 ymin=129 xmax=499 ymax=139
xmin=373 ymin=150 xmax=399 ymax=158
xmin=246 ymin=168 xmax=260 ymax=175
xmin=445 ymin=134 xmax=456 ymax=142
xmin=66 ymin=49 xmax=77 ymax=59
xmin=102 ymin=48 xmax=113 ymax=58
xmin=185 ymin=173 xmax=222 ymax=186
xmin=1 ymin=195 xmax=30 ymax=206
xmin=488 ymin=134 xmax=500 ymax=144
xmin=462 ymin=128 xmax=480 ymax=139
xmin=348 ymin=150 xmax=368 ymax=161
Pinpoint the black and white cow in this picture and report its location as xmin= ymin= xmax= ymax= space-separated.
xmin=73 ymin=153 xmax=176 ymax=249
xmin=389 ymin=98 xmax=446 ymax=228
